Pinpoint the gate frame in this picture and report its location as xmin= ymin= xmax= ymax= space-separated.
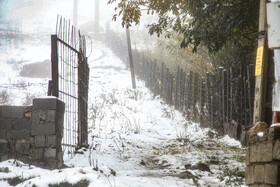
xmin=48 ymin=21 xmax=89 ymax=150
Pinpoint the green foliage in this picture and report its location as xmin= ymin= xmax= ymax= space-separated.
xmin=109 ymin=0 xmax=259 ymax=54
xmin=217 ymin=166 xmax=245 ymax=186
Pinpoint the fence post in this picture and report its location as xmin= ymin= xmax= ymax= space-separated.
xmin=78 ymin=53 xmax=89 ymax=146
xmin=206 ymin=72 xmax=211 ymax=126
xmin=200 ymin=77 xmax=205 ymax=126
xmin=222 ymin=69 xmax=228 ymax=123
xmin=126 ymin=28 xmax=136 ymax=89
xmin=229 ymin=67 xmax=233 ymax=121
xmin=218 ymin=67 xmax=223 ymax=123
xmin=189 ymin=72 xmax=194 ymax=120
xmin=175 ymin=67 xmax=180 ymax=109
xmin=168 ymin=73 xmax=174 ymax=105
xmin=51 ymin=35 xmax=59 ymax=97
xmin=180 ymin=70 xmax=186 ymax=111
xmin=193 ymin=73 xmax=199 ymax=121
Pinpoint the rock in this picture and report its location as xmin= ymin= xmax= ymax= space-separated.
xmin=248 ymin=122 xmax=268 ymax=137
xmin=140 ymin=160 xmax=146 ymax=166
xmin=185 ymin=163 xmax=211 ymax=172
xmin=176 ymin=171 xmax=197 ymax=179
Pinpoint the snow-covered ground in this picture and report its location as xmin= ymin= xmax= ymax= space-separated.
xmin=0 ymin=39 xmax=246 ymax=186
xmin=0 ymin=0 xmax=246 ymax=186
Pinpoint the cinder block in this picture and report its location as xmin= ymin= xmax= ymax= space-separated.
xmin=30 ymin=148 xmax=43 ymax=160
xmin=45 ymin=159 xmax=62 ymax=169
xmin=245 ymin=165 xmax=254 ymax=185
xmin=7 ymin=130 xmax=30 ymax=140
xmin=259 ymin=184 xmax=272 ymax=187
xmin=31 ymin=123 xmax=56 ymax=136
xmin=47 ymin=110 xmax=56 ymax=122
xmin=0 ymin=140 xmax=8 ymax=154
xmin=29 ymin=137 xmax=35 ymax=147
xmin=259 ymin=142 xmax=273 ymax=162
xmin=14 ymin=119 xmax=31 ymax=130
xmin=0 ymin=130 xmax=7 ymax=139
xmin=254 ymin=164 xmax=265 ymax=183
xmin=250 ymin=144 xmax=258 ymax=163
xmin=273 ymin=139 xmax=280 ymax=160
xmin=17 ymin=155 xmax=30 ymax=164
xmin=46 ymin=135 xmax=61 ymax=148
xmin=265 ymin=163 xmax=280 ymax=185
xmin=0 ymin=119 xmax=13 ymax=130
xmin=44 ymin=148 xmax=57 ymax=159
xmin=35 ymin=136 xmax=46 ymax=147
xmin=1 ymin=106 xmax=25 ymax=119
xmin=31 ymin=111 xmax=40 ymax=125
xmin=33 ymin=98 xmax=65 ymax=113
xmin=246 ymin=149 xmax=250 ymax=166
xmin=0 ymin=153 xmax=8 ymax=162
xmin=15 ymin=140 xmax=30 ymax=155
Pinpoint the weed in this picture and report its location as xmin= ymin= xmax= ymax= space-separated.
xmin=232 ymin=154 xmax=245 ymax=163
xmin=0 ymin=90 xmax=10 ymax=105
xmin=217 ymin=166 xmax=245 ymax=186
xmin=22 ymin=92 xmax=35 ymax=106
xmin=6 ymin=176 xmax=34 ymax=186
xmin=161 ymin=107 xmax=175 ymax=119
xmin=48 ymin=179 xmax=90 ymax=187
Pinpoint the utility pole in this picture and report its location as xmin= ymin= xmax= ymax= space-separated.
xmin=253 ymin=0 xmax=269 ymax=125
xmin=73 ymin=0 xmax=78 ymax=28
xmin=126 ymin=28 xmax=136 ymax=89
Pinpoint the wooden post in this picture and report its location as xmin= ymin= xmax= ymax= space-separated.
xmin=175 ymin=67 xmax=180 ymax=109
xmin=218 ymin=67 xmax=224 ymax=121
xmin=78 ymin=55 xmax=89 ymax=146
xmin=185 ymin=73 xmax=190 ymax=119
xmin=248 ymin=64 xmax=255 ymax=127
xmin=51 ymin=35 xmax=59 ymax=97
xmin=253 ymin=0 xmax=268 ymax=125
xmin=168 ymin=73 xmax=174 ymax=105
xmin=222 ymin=69 xmax=228 ymax=123
xmin=193 ymin=73 xmax=199 ymax=121
xmin=126 ymin=28 xmax=136 ymax=89
xmin=180 ymin=69 xmax=186 ymax=111
xmin=200 ymin=77 xmax=205 ymax=126
xmin=189 ymin=72 xmax=193 ymax=120
xmin=229 ymin=67 xmax=234 ymax=121
xmin=206 ymin=72 xmax=211 ymax=125
xmin=160 ymin=63 xmax=165 ymax=97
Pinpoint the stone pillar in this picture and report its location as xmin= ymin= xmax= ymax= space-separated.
xmin=246 ymin=126 xmax=280 ymax=186
xmin=30 ymin=97 xmax=65 ymax=169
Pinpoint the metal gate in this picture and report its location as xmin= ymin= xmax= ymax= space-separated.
xmin=48 ymin=16 xmax=89 ymax=154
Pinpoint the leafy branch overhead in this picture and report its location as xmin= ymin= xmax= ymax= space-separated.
xmin=108 ymin=0 xmax=259 ymax=53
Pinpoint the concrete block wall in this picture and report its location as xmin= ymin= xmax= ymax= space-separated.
xmin=0 ymin=97 xmax=65 ymax=169
xmin=246 ymin=126 xmax=280 ymax=186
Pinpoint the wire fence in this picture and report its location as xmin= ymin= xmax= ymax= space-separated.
xmin=49 ymin=16 xmax=89 ymax=155
xmin=105 ymin=29 xmax=254 ymax=146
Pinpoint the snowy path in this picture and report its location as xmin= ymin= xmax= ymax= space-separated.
xmin=0 ymin=40 xmax=246 ymax=187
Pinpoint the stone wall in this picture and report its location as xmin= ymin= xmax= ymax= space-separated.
xmin=0 ymin=97 xmax=65 ymax=169
xmin=246 ymin=126 xmax=280 ymax=186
